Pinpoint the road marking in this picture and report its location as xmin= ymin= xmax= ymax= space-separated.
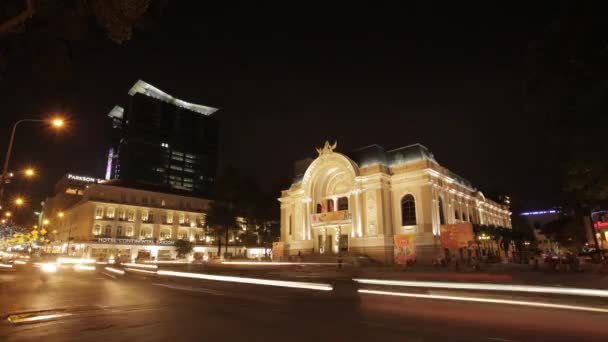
xmin=353 ymin=278 xmax=608 ymax=298
xmin=487 ymin=337 xmax=520 ymax=342
xmin=157 ymin=270 xmax=333 ymax=291
xmin=358 ymin=289 xmax=608 ymax=313
xmin=152 ymin=283 xmax=225 ymax=296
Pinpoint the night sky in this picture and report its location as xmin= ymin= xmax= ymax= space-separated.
xmin=1 ymin=2 xmax=569 ymax=222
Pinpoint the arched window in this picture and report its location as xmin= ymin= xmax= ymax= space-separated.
xmin=338 ymin=197 xmax=348 ymax=211
xmin=438 ymin=197 xmax=446 ymax=225
xmin=454 ymin=209 xmax=460 ymax=220
xmin=463 ymin=211 xmax=468 ymax=222
xmin=401 ymin=194 xmax=416 ymax=226
xmin=316 ymin=203 xmax=323 ymax=214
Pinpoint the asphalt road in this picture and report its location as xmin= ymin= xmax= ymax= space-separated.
xmin=1 ymin=269 xmax=608 ymax=342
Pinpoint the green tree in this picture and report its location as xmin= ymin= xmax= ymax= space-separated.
xmin=174 ymin=239 xmax=193 ymax=258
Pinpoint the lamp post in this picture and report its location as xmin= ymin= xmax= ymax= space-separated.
xmin=0 ymin=118 xmax=64 ymax=207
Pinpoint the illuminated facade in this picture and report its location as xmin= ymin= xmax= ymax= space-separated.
xmin=43 ymin=179 xmax=264 ymax=261
xmin=279 ymin=142 xmax=512 ymax=263
xmin=107 ymin=80 xmax=219 ymax=195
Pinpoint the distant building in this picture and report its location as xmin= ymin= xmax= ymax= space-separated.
xmin=279 ymin=142 xmax=511 ymax=264
xmin=107 ymin=80 xmax=219 ymax=195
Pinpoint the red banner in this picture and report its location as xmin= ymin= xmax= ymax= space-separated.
xmin=394 ymin=234 xmax=416 ymax=265
xmin=440 ymin=223 xmax=474 ymax=249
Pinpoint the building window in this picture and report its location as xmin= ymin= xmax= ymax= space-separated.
xmin=179 ymin=213 xmax=185 ymax=224
xmin=338 ymin=197 xmax=348 ymax=211
xmin=141 ymin=210 xmax=149 ymax=221
xmin=127 ymin=210 xmax=135 ymax=222
xmin=401 ymin=194 xmax=416 ymax=226
xmin=148 ymin=211 xmax=154 ymax=222
xmin=438 ymin=197 xmax=446 ymax=225
xmin=117 ymin=209 xmax=125 ymax=220
xmin=316 ymin=203 xmax=323 ymax=214
xmin=106 ymin=207 xmax=115 ymax=218
xmin=288 ymin=215 xmax=292 ymax=235
xmin=93 ymin=224 xmax=101 ymax=235
xmin=160 ymin=229 xmax=171 ymax=239
xmin=178 ymin=230 xmax=188 ymax=240
xmin=104 ymin=225 xmax=112 ymax=236
xmin=126 ymin=227 xmax=134 ymax=237
xmin=166 ymin=212 xmax=173 ymax=224
xmin=116 ymin=226 xmax=123 ymax=236
xmin=327 ymin=199 xmax=335 ymax=212
xmin=195 ymin=233 xmax=202 ymax=241
xmin=161 ymin=200 xmax=166 ymax=207
xmin=454 ymin=209 xmax=460 ymax=220
xmin=95 ymin=207 xmax=103 ymax=219
xmin=140 ymin=228 xmax=152 ymax=238
xmin=463 ymin=211 xmax=468 ymax=222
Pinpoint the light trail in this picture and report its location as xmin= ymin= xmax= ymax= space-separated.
xmin=358 ymin=289 xmax=608 ymax=314
xmin=353 ymin=278 xmax=608 ymax=298
xmin=57 ymin=257 xmax=96 ymax=264
xmin=0 ymin=263 xmax=13 ymax=268
xmin=41 ymin=263 xmax=58 ymax=273
xmin=14 ymin=260 xmax=27 ymax=265
xmin=143 ymin=260 xmax=188 ymax=264
xmin=157 ymin=270 xmax=333 ymax=291
xmin=8 ymin=312 xmax=72 ymax=323
xmin=73 ymin=264 xmax=96 ymax=271
xmin=104 ymin=267 xmax=125 ymax=275
xmin=221 ymin=261 xmax=341 ymax=266
xmin=125 ymin=267 xmax=157 ymax=274
xmin=122 ymin=263 xmax=158 ymax=270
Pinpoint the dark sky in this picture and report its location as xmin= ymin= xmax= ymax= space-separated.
xmin=1 ymin=2 xmax=567 ymax=222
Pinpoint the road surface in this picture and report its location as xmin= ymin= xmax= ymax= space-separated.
xmin=1 ymin=269 xmax=607 ymax=341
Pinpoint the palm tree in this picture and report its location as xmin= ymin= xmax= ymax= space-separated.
xmin=205 ymin=201 xmax=238 ymax=258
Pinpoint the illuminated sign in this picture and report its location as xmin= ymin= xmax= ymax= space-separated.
xmin=594 ymin=221 xmax=608 ymax=229
xmin=96 ymin=238 xmax=175 ymax=245
xmin=520 ymin=210 xmax=557 ymax=216
xmin=67 ymin=174 xmax=105 ymax=184
xmin=311 ymin=210 xmax=351 ymax=224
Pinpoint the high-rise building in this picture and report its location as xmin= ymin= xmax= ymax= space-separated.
xmin=107 ymin=80 xmax=219 ymax=195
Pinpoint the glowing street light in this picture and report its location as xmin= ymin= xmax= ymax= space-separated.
xmin=0 ymin=116 xmax=67 ymax=206
xmin=52 ymin=118 xmax=64 ymax=128
xmin=43 ymin=219 xmax=50 ymax=225
xmin=1 ymin=219 xmax=5 ymax=224
xmin=14 ymin=197 xmax=24 ymax=206
xmin=58 ymin=212 xmax=64 ymax=218
xmin=24 ymin=168 xmax=35 ymax=177
xmin=5 ymin=212 xmax=12 ymax=217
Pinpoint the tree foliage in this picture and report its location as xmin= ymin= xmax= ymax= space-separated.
xmin=0 ymin=0 xmax=167 ymax=78
xmin=174 ymin=239 xmax=193 ymax=257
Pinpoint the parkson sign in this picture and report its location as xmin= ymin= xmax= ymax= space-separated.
xmin=96 ymin=238 xmax=175 ymax=245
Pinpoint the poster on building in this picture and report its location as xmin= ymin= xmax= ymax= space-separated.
xmin=272 ymin=242 xmax=284 ymax=260
xmin=393 ymin=234 xmax=416 ymax=265
xmin=440 ymin=223 xmax=474 ymax=249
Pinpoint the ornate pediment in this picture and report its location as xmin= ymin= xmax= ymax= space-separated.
xmin=316 ymin=141 xmax=337 ymax=155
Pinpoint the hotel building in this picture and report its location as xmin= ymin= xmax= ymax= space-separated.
xmin=41 ymin=175 xmax=263 ymax=261
xmin=279 ymin=142 xmax=512 ymax=263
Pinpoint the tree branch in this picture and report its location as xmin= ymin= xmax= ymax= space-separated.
xmin=0 ymin=0 xmax=34 ymax=35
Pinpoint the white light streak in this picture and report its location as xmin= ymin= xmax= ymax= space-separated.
xmin=0 ymin=263 xmax=13 ymax=268
xmin=57 ymin=257 xmax=96 ymax=265
xmin=14 ymin=260 xmax=27 ymax=265
xmin=157 ymin=270 xmax=333 ymax=291
xmin=122 ymin=263 xmax=158 ymax=270
xmin=125 ymin=267 xmax=157 ymax=274
xmin=104 ymin=267 xmax=125 ymax=275
xmin=353 ymin=279 xmax=608 ymax=298
xmin=143 ymin=260 xmax=188 ymax=264
xmin=41 ymin=263 xmax=58 ymax=273
xmin=358 ymin=289 xmax=608 ymax=314
xmin=8 ymin=312 xmax=72 ymax=323
xmin=73 ymin=264 xmax=96 ymax=271
xmin=221 ymin=261 xmax=341 ymax=266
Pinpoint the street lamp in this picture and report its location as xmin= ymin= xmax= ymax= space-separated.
xmin=24 ymin=168 xmax=35 ymax=177
xmin=43 ymin=219 xmax=50 ymax=225
xmin=5 ymin=212 xmax=11 ymax=217
xmin=0 ymin=117 xmax=65 ymax=206
xmin=57 ymin=212 xmax=64 ymax=218
xmin=14 ymin=197 xmax=24 ymax=206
